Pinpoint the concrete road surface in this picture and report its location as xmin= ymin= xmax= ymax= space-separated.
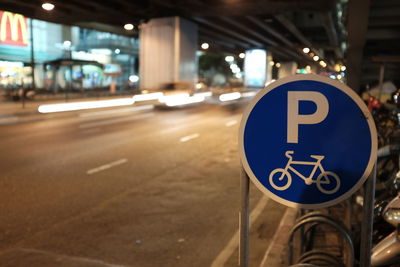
xmin=0 ymin=101 xmax=288 ymax=267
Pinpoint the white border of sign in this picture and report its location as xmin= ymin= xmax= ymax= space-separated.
xmin=239 ymin=74 xmax=377 ymax=209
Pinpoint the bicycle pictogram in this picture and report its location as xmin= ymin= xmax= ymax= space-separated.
xmin=269 ymin=150 xmax=340 ymax=194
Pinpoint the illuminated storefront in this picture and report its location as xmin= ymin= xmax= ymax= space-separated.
xmin=0 ymin=10 xmax=138 ymax=93
xmin=0 ymin=11 xmax=31 ymax=90
xmin=0 ymin=11 xmax=28 ymax=47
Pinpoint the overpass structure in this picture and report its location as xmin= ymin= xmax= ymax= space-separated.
xmin=2 ymin=0 xmax=400 ymax=91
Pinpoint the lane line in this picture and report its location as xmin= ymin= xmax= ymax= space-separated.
xmin=225 ymin=120 xmax=238 ymax=127
xmin=87 ymin=158 xmax=128 ymax=175
xmin=15 ymin=248 xmax=127 ymax=267
xmin=0 ymin=115 xmax=19 ymax=125
xmin=79 ymin=113 xmax=154 ymax=129
xmin=80 ymin=128 xmax=101 ymax=134
xmin=259 ymin=207 xmax=298 ymax=267
xmin=210 ymin=196 xmax=270 ymax=267
xmin=180 ymin=133 xmax=200 ymax=142
xmin=79 ymin=105 xmax=154 ymax=118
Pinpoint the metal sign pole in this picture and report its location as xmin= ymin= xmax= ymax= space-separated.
xmin=239 ymin=167 xmax=250 ymax=267
xmin=359 ymin=161 xmax=377 ymax=267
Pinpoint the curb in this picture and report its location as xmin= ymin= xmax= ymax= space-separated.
xmin=259 ymin=208 xmax=298 ymax=267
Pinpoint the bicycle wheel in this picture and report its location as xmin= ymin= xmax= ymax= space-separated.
xmin=316 ymin=171 xmax=340 ymax=194
xmin=269 ymin=168 xmax=292 ymax=191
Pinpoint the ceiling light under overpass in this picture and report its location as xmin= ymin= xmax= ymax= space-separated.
xmin=124 ymin=23 xmax=134 ymax=30
xmin=341 ymin=65 xmax=346 ymax=71
xmin=302 ymin=47 xmax=310 ymax=53
xmin=225 ymin=56 xmax=234 ymax=62
xmin=313 ymin=55 xmax=319 ymax=61
xmin=239 ymin=53 xmax=245 ymax=59
xmin=275 ymin=62 xmax=281 ymax=68
xmin=201 ymin=43 xmax=209 ymax=49
xmin=42 ymin=3 xmax=55 ymax=11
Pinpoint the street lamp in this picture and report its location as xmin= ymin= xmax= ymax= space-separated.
xmin=225 ymin=56 xmax=234 ymax=62
xmin=124 ymin=24 xmax=134 ymax=30
xmin=201 ymin=43 xmax=209 ymax=49
xmin=42 ymin=3 xmax=55 ymax=11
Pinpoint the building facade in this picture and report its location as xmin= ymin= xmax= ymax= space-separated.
xmin=0 ymin=10 xmax=139 ymax=94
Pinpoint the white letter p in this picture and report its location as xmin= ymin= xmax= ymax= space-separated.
xmin=287 ymin=91 xmax=329 ymax=143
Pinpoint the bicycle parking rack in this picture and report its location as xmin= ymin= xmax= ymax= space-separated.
xmin=287 ymin=212 xmax=354 ymax=267
xmin=297 ymin=250 xmax=346 ymax=267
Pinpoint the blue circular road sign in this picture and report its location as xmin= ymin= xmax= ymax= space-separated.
xmin=239 ymin=74 xmax=377 ymax=209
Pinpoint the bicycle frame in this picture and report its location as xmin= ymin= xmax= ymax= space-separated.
xmin=284 ymin=158 xmax=325 ymax=184
xmin=269 ymin=151 xmax=340 ymax=194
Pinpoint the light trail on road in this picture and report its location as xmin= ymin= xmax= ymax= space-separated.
xmin=38 ymin=98 xmax=135 ymax=113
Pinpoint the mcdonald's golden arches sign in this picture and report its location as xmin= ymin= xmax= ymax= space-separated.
xmin=0 ymin=11 xmax=28 ymax=47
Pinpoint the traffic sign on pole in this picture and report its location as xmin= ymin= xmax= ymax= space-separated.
xmin=239 ymin=74 xmax=377 ymax=209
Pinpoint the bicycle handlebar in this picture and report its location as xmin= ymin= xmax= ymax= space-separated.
xmin=285 ymin=150 xmax=294 ymax=158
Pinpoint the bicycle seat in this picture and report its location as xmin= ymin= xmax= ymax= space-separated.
xmin=310 ymin=155 xmax=324 ymax=160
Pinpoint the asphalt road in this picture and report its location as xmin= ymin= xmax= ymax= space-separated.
xmin=0 ymin=100 xmax=288 ymax=267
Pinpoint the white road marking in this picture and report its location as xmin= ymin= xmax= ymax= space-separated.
xmin=80 ymin=128 xmax=101 ymax=134
xmin=79 ymin=113 xmax=154 ymax=129
xmin=79 ymin=105 xmax=154 ymax=118
xmin=225 ymin=120 xmax=238 ymax=127
xmin=14 ymin=248 xmax=127 ymax=267
xmin=0 ymin=115 xmax=19 ymax=125
xmin=210 ymin=196 xmax=270 ymax=267
xmin=260 ymin=208 xmax=298 ymax=267
xmin=179 ymin=133 xmax=200 ymax=142
xmin=87 ymin=158 xmax=128 ymax=175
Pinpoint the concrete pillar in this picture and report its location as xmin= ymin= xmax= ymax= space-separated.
xmin=346 ymin=0 xmax=370 ymax=92
xmin=244 ymin=49 xmax=271 ymax=89
xmin=266 ymin=53 xmax=273 ymax=83
xmin=139 ymin=17 xmax=198 ymax=91
xmin=278 ymin=62 xmax=298 ymax=78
